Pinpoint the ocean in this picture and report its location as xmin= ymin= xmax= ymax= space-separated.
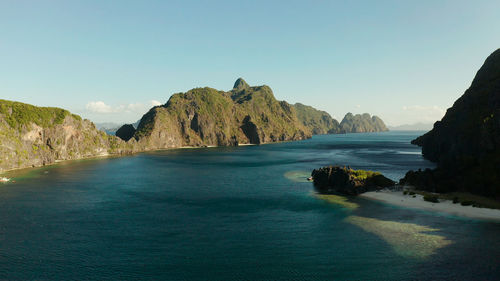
xmin=1 ymin=131 xmax=499 ymax=280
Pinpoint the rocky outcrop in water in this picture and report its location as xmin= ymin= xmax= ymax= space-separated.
xmin=293 ymin=103 xmax=343 ymax=134
xmin=132 ymin=78 xmax=311 ymax=150
xmin=0 ymin=99 xmax=135 ymax=173
xmin=311 ymin=166 xmax=395 ymax=195
xmin=340 ymin=113 xmax=388 ymax=133
xmin=402 ymin=49 xmax=500 ymax=197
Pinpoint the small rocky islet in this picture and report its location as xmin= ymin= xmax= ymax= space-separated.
xmin=310 ymin=166 xmax=395 ymax=195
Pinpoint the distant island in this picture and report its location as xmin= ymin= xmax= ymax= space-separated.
xmin=95 ymin=120 xmax=140 ymax=135
xmin=293 ymin=102 xmax=388 ymax=134
xmin=293 ymin=103 xmax=343 ymax=134
xmin=388 ymin=122 xmax=433 ymax=131
xmin=339 ymin=112 xmax=388 ymax=133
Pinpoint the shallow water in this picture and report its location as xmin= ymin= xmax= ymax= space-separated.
xmin=0 ymin=131 xmax=499 ymax=280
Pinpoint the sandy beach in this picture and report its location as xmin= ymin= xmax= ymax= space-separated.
xmin=361 ymin=190 xmax=500 ymax=221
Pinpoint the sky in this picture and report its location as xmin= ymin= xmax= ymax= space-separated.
xmin=1 ymin=0 xmax=499 ymax=126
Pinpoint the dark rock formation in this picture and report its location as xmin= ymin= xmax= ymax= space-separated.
xmin=293 ymin=103 xmax=343 ymax=134
xmin=132 ymin=79 xmax=311 ymax=150
xmin=240 ymin=115 xmax=260 ymax=144
xmin=403 ymin=49 xmax=500 ymax=197
xmin=311 ymin=166 xmax=395 ymax=195
xmin=115 ymin=124 xmax=136 ymax=141
xmin=340 ymin=113 xmax=389 ymax=133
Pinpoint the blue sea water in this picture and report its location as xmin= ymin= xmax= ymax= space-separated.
xmin=0 ymin=131 xmax=499 ymax=280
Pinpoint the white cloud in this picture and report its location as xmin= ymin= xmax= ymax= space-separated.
xmin=126 ymin=102 xmax=145 ymax=112
xmin=401 ymin=105 xmax=446 ymax=122
xmin=150 ymin=100 xmax=162 ymax=106
xmin=86 ymin=100 xmax=163 ymax=114
xmin=402 ymin=105 xmax=445 ymax=115
xmin=86 ymin=101 xmax=114 ymax=113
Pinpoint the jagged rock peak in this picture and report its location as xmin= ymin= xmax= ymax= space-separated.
xmin=233 ymin=78 xmax=250 ymax=91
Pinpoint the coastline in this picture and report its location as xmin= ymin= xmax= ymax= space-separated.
xmin=361 ymin=190 xmax=500 ymax=221
xmin=0 ymin=152 xmax=116 ymax=175
xmin=1 ymin=132 xmax=394 ymax=176
xmin=0 ymin=142 xmax=261 ymax=176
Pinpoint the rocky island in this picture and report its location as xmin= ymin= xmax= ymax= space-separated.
xmin=311 ymin=166 xmax=395 ymax=195
xmin=121 ymin=78 xmax=311 ymax=149
xmin=293 ymin=103 xmax=389 ymax=135
xmin=340 ymin=113 xmax=388 ymax=133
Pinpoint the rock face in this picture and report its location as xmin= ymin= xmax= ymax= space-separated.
xmin=404 ymin=49 xmax=500 ymax=197
xmin=115 ymin=124 xmax=136 ymax=141
xmin=132 ymin=79 xmax=311 ymax=150
xmin=340 ymin=113 xmax=389 ymax=133
xmin=293 ymin=103 xmax=343 ymax=134
xmin=311 ymin=166 xmax=395 ymax=195
xmin=0 ymin=99 xmax=134 ymax=173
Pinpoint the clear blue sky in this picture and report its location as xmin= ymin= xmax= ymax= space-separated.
xmin=1 ymin=0 xmax=499 ymax=125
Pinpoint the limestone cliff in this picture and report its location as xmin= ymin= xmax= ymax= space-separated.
xmin=133 ymin=79 xmax=311 ymax=149
xmin=0 ymin=99 xmax=134 ymax=173
xmin=404 ymin=49 xmax=500 ymax=197
xmin=340 ymin=113 xmax=388 ymax=133
xmin=293 ymin=103 xmax=343 ymax=134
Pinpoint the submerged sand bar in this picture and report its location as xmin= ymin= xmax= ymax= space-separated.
xmin=361 ymin=190 xmax=500 ymax=221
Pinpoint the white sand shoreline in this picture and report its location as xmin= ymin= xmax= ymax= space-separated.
xmin=361 ymin=190 xmax=500 ymax=221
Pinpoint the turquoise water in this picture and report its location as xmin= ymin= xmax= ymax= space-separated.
xmin=0 ymin=131 xmax=499 ymax=280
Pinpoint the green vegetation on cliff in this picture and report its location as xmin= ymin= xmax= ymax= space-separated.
xmin=231 ymin=83 xmax=307 ymax=142
xmin=0 ymin=99 xmax=72 ymax=131
xmin=0 ymin=100 xmax=134 ymax=173
xmin=293 ymin=103 xmax=343 ymax=134
xmin=133 ymin=78 xmax=311 ymax=149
